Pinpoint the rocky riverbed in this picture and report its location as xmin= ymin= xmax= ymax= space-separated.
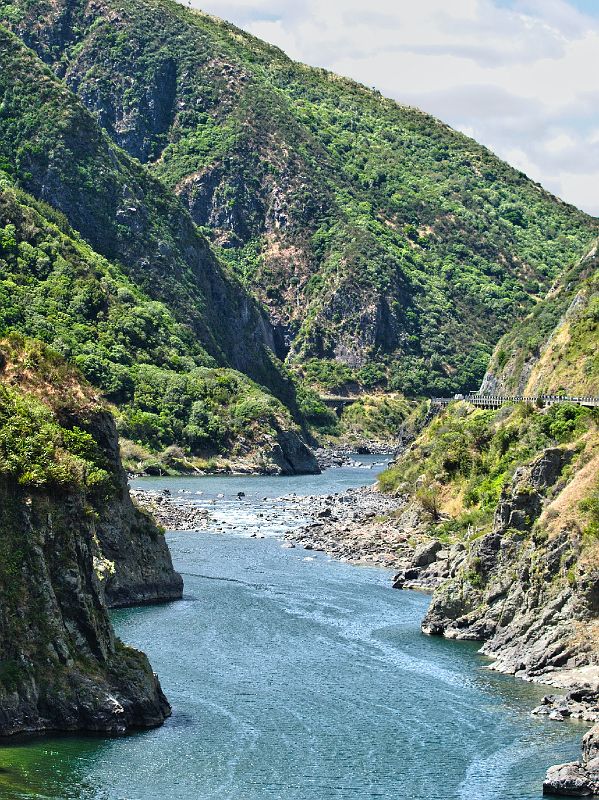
xmin=130 ymin=488 xmax=212 ymax=531
xmin=286 ymin=487 xmax=466 ymax=592
xmin=314 ymin=446 xmax=395 ymax=471
xmin=533 ymin=688 xmax=599 ymax=724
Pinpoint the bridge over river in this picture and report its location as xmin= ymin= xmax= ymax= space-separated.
xmin=431 ymin=394 xmax=599 ymax=409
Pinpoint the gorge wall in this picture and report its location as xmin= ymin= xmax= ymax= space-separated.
xmin=0 ymin=336 xmax=182 ymax=735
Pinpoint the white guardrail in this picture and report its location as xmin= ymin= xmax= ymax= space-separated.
xmin=431 ymin=394 xmax=599 ymax=409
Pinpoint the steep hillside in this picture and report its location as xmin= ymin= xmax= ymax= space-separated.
xmin=0 ymin=22 xmax=296 ymax=411
xmin=381 ymin=400 xmax=599 ymax=674
xmin=0 ymin=334 xmax=178 ymax=734
xmin=0 ymin=179 xmax=317 ymax=473
xmin=4 ymin=0 xmax=596 ymax=394
xmin=482 ymin=240 xmax=599 ymax=396
xmin=0 ymin=27 xmax=318 ymax=471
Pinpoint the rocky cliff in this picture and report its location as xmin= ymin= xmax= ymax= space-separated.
xmin=544 ymin=724 xmax=599 ymax=796
xmin=0 ymin=335 xmax=181 ymax=734
xmin=422 ymin=444 xmax=598 ymax=679
xmin=82 ymin=408 xmax=184 ymax=607
xmin=0 ymin=480 xmax=171 ymax=735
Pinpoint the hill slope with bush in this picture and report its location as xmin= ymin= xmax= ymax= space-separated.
xmin=0 ymin=22 xmax=296 ymax=407
xmin=0 ymin=24 xmax=318 ymax=471
xmin=4 ymin=0 xmax=596 ymax=394
xmin=481 ymin=239 xmax=599 ymax=396
xmin=0 ymin=177 xmax=315 ymax=472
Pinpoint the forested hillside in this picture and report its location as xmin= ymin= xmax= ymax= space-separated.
xmin=0 ymin=23 xmax=321 ymax=471
xmin=4 ymin=0 xmax=595 ymax=395
xmin=0 ymin=23 xmax=294 ymax=403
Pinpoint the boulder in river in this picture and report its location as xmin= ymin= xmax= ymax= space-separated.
xmin=544 ymin=724 xmax=599 ymax=796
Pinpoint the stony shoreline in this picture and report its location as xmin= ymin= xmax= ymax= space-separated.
xmin=131 ymin=476 xmax=598 ymax=797
xmin=128 ymin=446 xmax=394 ymax=479
xmin=314 ymin=445 xmax=396 ymax=471
xmin=285 ymin=486 xmax=466 ymax=593
xmin=130 ymin=488 xmax=212 ymax=531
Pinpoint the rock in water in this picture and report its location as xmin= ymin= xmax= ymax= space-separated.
xmin=544 ymin=725 xmax=599 ymax=796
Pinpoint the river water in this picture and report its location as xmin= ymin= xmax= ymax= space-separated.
xmin=0 ymin=459 xmax=584 ymax=799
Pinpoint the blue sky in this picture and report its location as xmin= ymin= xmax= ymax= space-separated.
xmin=186 ymin=0 xmax=599 ymax=215
xmin=497 ymin=0 xmax=599 ymax=14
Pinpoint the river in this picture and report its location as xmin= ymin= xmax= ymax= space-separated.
xmin=0 ymin=458 xmax=583 ymax=799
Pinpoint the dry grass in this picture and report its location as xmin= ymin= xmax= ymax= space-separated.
xmin=0 ymin=336 xmax=101 ymax=413
xmin=540 ymin=445 xmax=599 ymax=538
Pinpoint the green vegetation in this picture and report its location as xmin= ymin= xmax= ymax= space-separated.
xmin=379 ymin=401 xmax=596 ymax=536
xmin=116 ymin=363 xmax=297 ymax=455
xmin=0 ymin=183 xmax=299 ymax=460
xmin=0 ymin=25 xmax=307 ymax=462
xmin=295 ymin=385 xmax=340 ymax=435
xmin=0 ymin=334 xmax=111 ymax=490
xmin=0 ymin=0 xmax=596 ymax=470
xmin=483 ymin=242 xmax=599 ymax=395
xmin=580 ymin=484 xmax=599 ymax=541
xmin=6 ymin=0 xmax=594 ymax=396
xmin=0 ymin=183 xmax=210 ymax=397
xmin=336 ymin=394 xmax=414 ymax=442
xmin=0 ymin=20 xmax=297 ymax=419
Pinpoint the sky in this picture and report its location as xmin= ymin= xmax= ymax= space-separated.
xmin=182 ymin=0 xmax=599 ymax=217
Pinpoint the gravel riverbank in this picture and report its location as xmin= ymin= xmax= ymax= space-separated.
xmin=130 ymin=488 xmax=212 ymax=531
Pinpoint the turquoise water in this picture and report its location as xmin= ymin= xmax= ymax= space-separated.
xmin=0 ymin=462 xmax=583 ymax=799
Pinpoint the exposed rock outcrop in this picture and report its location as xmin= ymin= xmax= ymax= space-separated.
xmin=0 ymin=477 xmax=172 ymax=736
xmin=421 ymin=446 xmax=598 ymax=677
xmin=418 ymin=443 xmax=599 ymax=794
xmin=83 ymin=410 xmax=183 ymax=607
xmin=267 ymin=427 xmax=320 ymax=475
xmin=544 ymin=725 xmax=599 ymax=796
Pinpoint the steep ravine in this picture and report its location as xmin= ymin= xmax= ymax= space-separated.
xmin=2 ymin=0 xmax=596 ymax=395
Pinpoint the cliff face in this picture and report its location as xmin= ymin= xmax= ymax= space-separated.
xmin=0 ymin=335 xmax=181 ymax=735
xmin=380 ymin=393 xmax=599 ymax=793
xmin=80 ymin=409 xmax=184 ymax=608
xmin=422 ymin=444 xmax=599 ymax=680
xmin=0 ymin=480 xmax=171 ymax=735
xmin=544 ymin=724 xmax=599 ymax=796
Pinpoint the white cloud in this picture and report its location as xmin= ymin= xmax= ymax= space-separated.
xmin=185 ymin=0 xmax=599 ymax=215
xmin=544 ymin=133 xmax=577 ymax=154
